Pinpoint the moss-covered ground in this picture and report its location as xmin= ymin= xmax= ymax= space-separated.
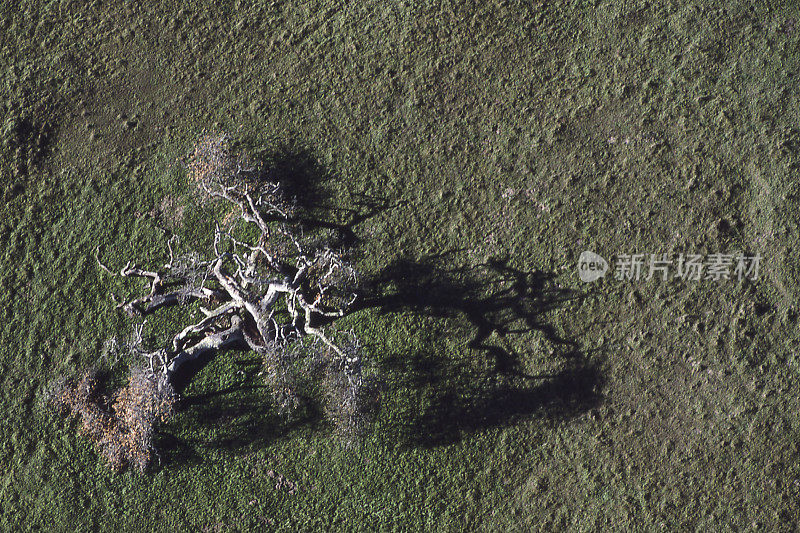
xmin=1 ymin=1 xmax=799 ymax=530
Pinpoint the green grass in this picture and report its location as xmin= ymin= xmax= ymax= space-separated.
xmin=1 ymin=0 xmax=800 ymax=530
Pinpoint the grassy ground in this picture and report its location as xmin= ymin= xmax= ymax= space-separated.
xmin=1 ymin=0 xmax=799 ymax=530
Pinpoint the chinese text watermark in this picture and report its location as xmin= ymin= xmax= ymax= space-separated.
xmin=578 ymin=251 xmax=760 ymax=283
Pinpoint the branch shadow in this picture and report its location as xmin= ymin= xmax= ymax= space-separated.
xmin=355 ymin=253 xmax=604 ymax=447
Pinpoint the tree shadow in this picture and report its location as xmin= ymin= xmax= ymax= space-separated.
xmin=250 ymin=144 xmax=405 ymax=248
xmin=178 ymin=384 xmax=323 ymax=453
xmin=159 ymin=251 xmax=604 ymax=457
xmin=153 ymin=143 xmax=602 ymax=460
xmin=386 ymin=351 xmax=602 ymax=447
xmin=252 ymin=143 xmax=331 ymax=211
xmin=156 ymin=355 xmax=326 ymax=468
xmin=355 ymin=253 xmax=604 ymax=447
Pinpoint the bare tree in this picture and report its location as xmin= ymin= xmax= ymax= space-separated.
xmin=49 ymin=133 xmax=378 ymax=472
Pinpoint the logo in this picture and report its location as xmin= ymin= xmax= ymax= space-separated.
xmin=578 ymin=251 xmax=609 ymax=283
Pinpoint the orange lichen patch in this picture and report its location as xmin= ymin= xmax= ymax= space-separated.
xmin=184 ymin=132 xmax=253 ymax=226
xmin=49 ymin=367 xmax=175 ymax=472
xmin=186 ymin=131 xmax=256 ymax=187
xmin=186 ymin=131 xmax=235 ymax=186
